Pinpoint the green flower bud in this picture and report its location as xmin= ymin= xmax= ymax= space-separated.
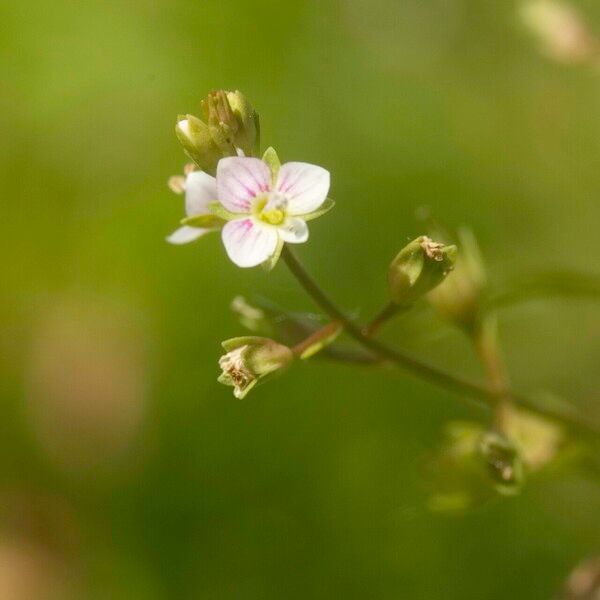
xmin=217 ymin=336 xmax=293 ymax=399
xmin=202 ymin=89 xmax=259 ymax=158
xmin=426 ymin=421 xmax=525 ymax=513
xmin=388 ymin=236 xmax=457 ymax=307
xmin=225 ymin=90 xmax=260 ymax=156
xmin=427 ymin=228 xmax=486 ymax=332
xmin=478 ymin=431 xmax=525 ymax=496
xmin=175 ymin=90 xmax=260 ymax=174
xmin=175 ymin=114 xmax=221 ymax=175
xmin=426 ymin=421 xmax=497 ymax=514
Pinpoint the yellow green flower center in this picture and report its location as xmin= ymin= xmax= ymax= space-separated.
xmin=253 ymin=194 xmax=287 ymax=226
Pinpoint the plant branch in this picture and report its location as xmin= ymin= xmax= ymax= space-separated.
xmin=363 ymin=301 xmax=404 ymax=336
xmin=470 ymin=316 xmax=513 ymax=433
xmin=281 ymin=246 xmax=600 ymax=440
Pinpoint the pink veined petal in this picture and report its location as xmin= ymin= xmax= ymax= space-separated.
xmin=166 ymin=226 xmax=210 ymax=245
xmin=185 ymin=171 xmax=217 ymax=216
xmin=277 ymin=218 xmax=309 ymax=244
xmin=216 ymin=157 xmax=272 ymax=213
xmin=221 ymin=218 xmax=279 ymax=268
xmin=276 ymin=162 xmax=330 ymax=216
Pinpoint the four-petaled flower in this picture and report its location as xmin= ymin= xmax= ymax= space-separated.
xmin=216 ymin=157 xmax=330 ymax=267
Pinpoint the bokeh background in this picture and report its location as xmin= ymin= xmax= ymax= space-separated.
xmin=2 ymin=0 xmax=600 ymax=597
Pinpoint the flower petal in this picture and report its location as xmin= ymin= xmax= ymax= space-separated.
xmin=185 ymin=171 xmax=217 ymax=216
xmin=221 ymin=218 xmax=279 ymax=268
xmin=216 ymin=157 xmax=272 ymax=213
xmin=276 ymin=162 xmax=330 ymax=215
xmin=278 ymin=218 xmax=308 ymax=244
xmin=166 ymin=226 xmax=210 ymax=245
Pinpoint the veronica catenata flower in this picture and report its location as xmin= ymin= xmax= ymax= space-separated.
xmin=216 ymin=156 xmax=331 ymax=268
xmin=166 ymin=168 xmax=220 ymax=245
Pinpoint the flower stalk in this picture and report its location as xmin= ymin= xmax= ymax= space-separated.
xmin=471 ymin=315 xmax=514 ymax=433
xmin=280 ymin=246 xmax=600 ymax=441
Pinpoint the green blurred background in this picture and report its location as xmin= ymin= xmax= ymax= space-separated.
xmin=1 ymin=0 xmax=600 ymax=597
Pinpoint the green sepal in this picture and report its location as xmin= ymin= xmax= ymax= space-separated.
xmin=302 ymin=197 xmax=335 ymax=221
xmin=208 ymin=201 xmax=241 ymax=221
xmin=262 ymin=147 xmax=281 ymax=185
xmin=181 ymin=214 xmax=225 ymax=229
xmin=261 ymin=237 xmax=284 ymax=272
xmin=221 ymin=336 xmax=259 ymax=352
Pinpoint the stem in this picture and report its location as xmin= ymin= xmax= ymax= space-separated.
xmin=471 ymin=317 xmax=513 ymax=433
xmin=291 ymin=321 xmax=342 ymax=358
xmin=282 ymin=247 xmax=491 ymax=406
xmin=363 ymin=301 xmax=404 ymax=336
xmin=281 ymin=246 xmax=600 ymax=439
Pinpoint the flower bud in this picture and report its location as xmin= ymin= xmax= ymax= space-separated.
xmin=175 ymin=114 xmax=222 ymax=175
xmin=426 ymin=421 xmax=497 ymax=513
xmin=388 ymin=236 xmax=457 ymax=307
xmin=426 ymin=421 xmax=525 ymax=513
xmin=202 ymin=90 xmax=259 ymax=158
xmin=217 ymin=337 xmax=293 ymax=399
xmin=478 ymin=431 xmax=525 ymax=496
xmin=427 ymin=228 xmax=486 ymax=332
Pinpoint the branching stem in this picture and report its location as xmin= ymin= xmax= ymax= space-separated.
xmin=281 ymin=246 xmax=600 ymax=440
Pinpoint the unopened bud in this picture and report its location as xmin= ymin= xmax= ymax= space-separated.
xmin=479 ymin=431 xmax=525 ymax=496
xmin=175 ymin=114 xmax=222 ymax=175
xmin=428 ymin=228 xmax=486 ymax=332
xmin=225 ymin=90 xmax=260 ymax=156
xmin=217 ymin=336 xmax=293 ymax=399
xmin=388 ymin=236 xmax=457 ymax=307
xmin=426 ymin=421 xmax=526 ymax=513
xmin=202 ymin=89 xmax=259 ymax=157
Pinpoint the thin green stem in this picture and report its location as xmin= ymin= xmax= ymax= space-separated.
xmin=470 ymin=316 xmax=513 ymax=433
xmin=363 ymin=301 xmax=405 ymax=337
xmin=281 ymin=246 xmax=600 ymax=440
xmin=291 ymin=320 xmax=342 ymax=358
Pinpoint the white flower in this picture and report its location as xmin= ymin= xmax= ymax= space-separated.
xmin=216 ymin=157 xmax=330 ymax=268
xmin=166 ymin=168 xmax=218 ymax=245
